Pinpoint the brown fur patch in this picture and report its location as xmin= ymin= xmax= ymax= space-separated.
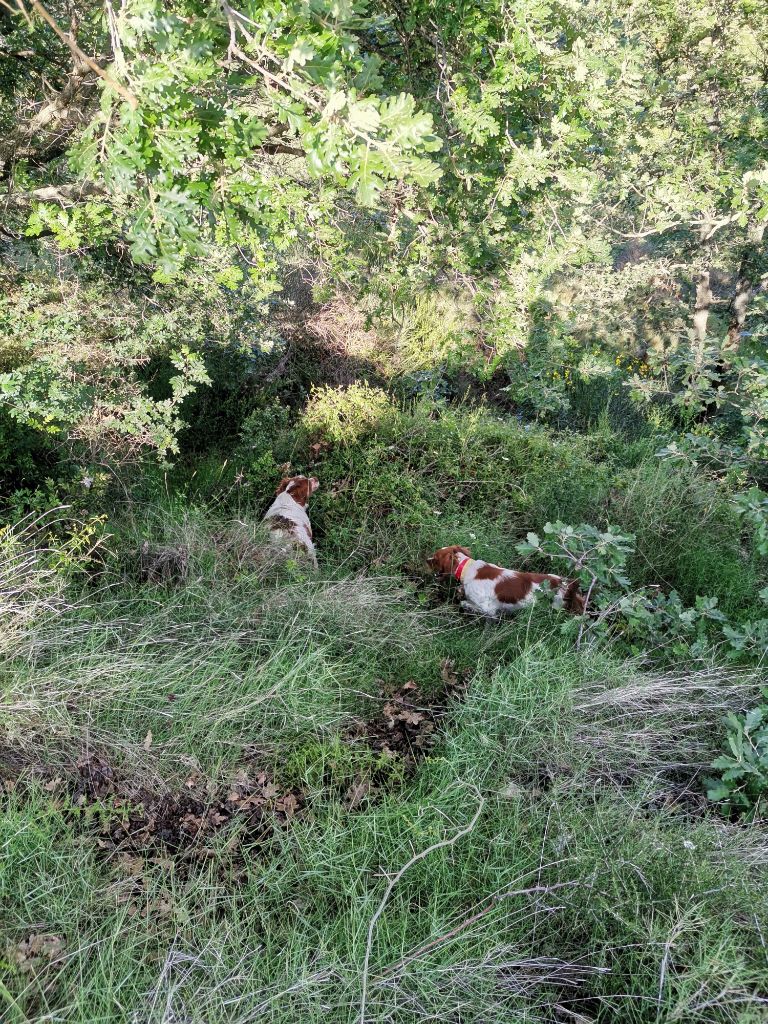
xmin=275 ymin=476 xmax=318 ymax=507
xmin=474 ymin=563 xmax=503 ymax=580
xmin=268 ymin=514 xmax=300 ymax=533
xmin=494 ymin=572 xmax=562 ymax=605
xmin=563 ymin=578 xmax=587 ymax=614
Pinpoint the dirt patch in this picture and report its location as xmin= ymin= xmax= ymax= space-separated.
xmin=77 ymin=758 xmax=305 ymax=862
xmin=335 ymin=660 xmax=472 ymax=808
xmin=345 ymin=660 xmax=471 ymax=767
xmin=1 ymin=756 xmax=306 ymax=874
xmin=1 ymin=660 xmax=472 ymax=867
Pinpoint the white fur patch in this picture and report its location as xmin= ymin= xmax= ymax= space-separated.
xmin=459 ymin=561 xmax=566 ymax=618
xmin=262 ymin=491 xmax=317 ymax=565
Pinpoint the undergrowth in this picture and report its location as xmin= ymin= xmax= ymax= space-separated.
xmin=2 ymin=400 xmax=768 ymax=1023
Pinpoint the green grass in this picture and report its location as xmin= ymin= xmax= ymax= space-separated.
xmin=4 ymin=655 xmax=768 ymax=1022
xmin=3 ymin=400 xmax=768 ymax=1022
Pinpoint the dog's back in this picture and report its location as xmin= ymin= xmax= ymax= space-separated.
xmin=262 ymin=476 xmax=319 ymax=567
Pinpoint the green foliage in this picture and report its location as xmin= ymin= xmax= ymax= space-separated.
xmin=301 ymin=382 xmax=395 ymax=445
xmin=283 ymin=734 xmax=403 ymax=794
xmin=504 ymin=360 xmax=572 ymax=420
xmin=62 ymin=0 xmax=442 ymax=276
xmin=656 ymin=433 xmax=751 ymax=477
xmin=239 ymin=400 xmax=294 ymax=469
xmin=733 ymin=487 xmax=768 ymax=557
xmin=0 ymin=253 xmax=291 ymax=466
xmin=26 ymin=201 xmax=117 ymax=250
xmin=4 ymin=2 xmax=768 ymax=1018
xmin=517 ymin=521 xmax=635 ymax=593
xmin=516 ymin=519 xmax=734 ymax=657
xmin=396 ymin=292 xmax=477 ymax=375
xmin=707 ymin=693 xmax=768 ymax=820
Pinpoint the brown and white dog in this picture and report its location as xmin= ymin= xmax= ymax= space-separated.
xmin=427 ymin=545 xmax=586 ymax=618
xmin=262 ymin=475 xmax=320 ymax=567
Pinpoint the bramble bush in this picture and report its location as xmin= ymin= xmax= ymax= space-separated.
xmin=733 ymin=488 xmax=768 ymax=557
xmin=516 ymin=520 xmax=750 ymax=659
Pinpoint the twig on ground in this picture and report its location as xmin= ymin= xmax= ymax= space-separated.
xmin=358 ymin=785 xmax=485 ymax=1024
xmin=378 ymin=880 xmax=578 ymax=980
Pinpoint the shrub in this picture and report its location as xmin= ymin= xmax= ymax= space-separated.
xmin=707 ymin=693 xmax=768 ymax=820
xmin=301 ymin=383 xmax=396 ymax=446
xmin=733 ymin=487 xmax=768 ymax=557
xmin=516 ymin=520 xmax=729 ymax=657
xmin=239 ymin=400 xmax=294 ymax=479
xmin=396 ymin=292 xmax=479 ymax=375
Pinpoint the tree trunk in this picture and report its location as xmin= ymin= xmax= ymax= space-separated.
xmin=692 ymin=270 xmax=713 ymax=364
xmin=727 ymin=224 xmax=766 ymax=352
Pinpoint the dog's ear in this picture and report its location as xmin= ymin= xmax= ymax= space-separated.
xmin=456 ymin=546 xmax=472 ymax=558
xmin=427 ymin=549 xmax=448 ymax=574
xmin=275 ymin=477 xmax=292 ymax=495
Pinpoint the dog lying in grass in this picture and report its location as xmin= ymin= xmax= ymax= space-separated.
xmin=262 ymin=475 xmax=320 ymax=567
xmin=427 ymin=544 xmax=586 ymax=619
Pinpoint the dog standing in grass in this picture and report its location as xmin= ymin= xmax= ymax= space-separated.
xmin=262 ymin=475 xmax=320 ymax=568
xmin=427 ymin=544 xmax=586 ymax=619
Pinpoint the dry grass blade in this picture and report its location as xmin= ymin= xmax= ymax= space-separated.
xmin=572 ymin=667 xmax=763 ymax=776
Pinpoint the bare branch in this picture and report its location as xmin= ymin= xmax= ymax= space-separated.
xmin=359 ymin=786 xmax=485 ymax=1024
xmin=26 ymin=0 xmax=138 ymax=109
xmin=3 ymin=181 xmax=104 ymax=211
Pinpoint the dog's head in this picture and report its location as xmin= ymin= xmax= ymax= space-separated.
xmin=563 ymin=578 xmax=588 ymax=615
xmin=276 ymin=475 xmax=320 ymax=507
xmin=426 ymin=545 xmax=472 ymax=577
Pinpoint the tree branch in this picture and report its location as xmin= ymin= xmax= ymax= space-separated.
xmin=3 ymin=181 xmax=104 ymax=211
xmin=22 ymin=0 xmax=138 ymax=109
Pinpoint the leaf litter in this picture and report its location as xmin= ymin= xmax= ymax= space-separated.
xmin=2 ymin=659 xmax=472 ymax=873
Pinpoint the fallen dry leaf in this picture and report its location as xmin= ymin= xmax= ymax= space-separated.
xmin=344 ymin=778 xmax=371 ymax=810
xmin=115 ymin=853 xmax=146 ymax=877
xmin=277 ymin=792 xmax=300 ymax=818
xmin=398 ymin=710 xmax=425 ymax=726
xmin=9 ymin=933 xmax=65 ymax=973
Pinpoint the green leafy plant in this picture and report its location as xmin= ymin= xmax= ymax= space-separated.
xmin=722 ymin=586 xmax=768 ymax=661
xmin=62 ymin=0 xmax=440 ymax=275
xmin=655 ymin=433 xmax=751 ymax=476
xmin=301 ymin=382 xmax=395 ymax=445
xmin=706 ymin=692 xmax=768 ymax=820
xmin=516 ymin=520 xmax=729 ymax=656
xmin=733 ymin=487 xmax=768 ymax=557
xmin=504 ymin=361 xmax=571 ymax=420
xmin=516 ymin=521 xmax=636 ymax=602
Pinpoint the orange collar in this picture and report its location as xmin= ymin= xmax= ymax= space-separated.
xmin=453 ymin=555 xmax=472 ymax=582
